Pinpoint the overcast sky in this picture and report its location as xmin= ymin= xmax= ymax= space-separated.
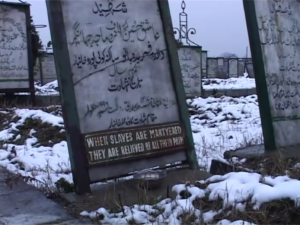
xmin=9 ymin=0 xmax=250 ymax=57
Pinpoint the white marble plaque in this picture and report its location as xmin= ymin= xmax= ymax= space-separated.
xmin=0 ymin=4 xmax=29 ymax=89
xmin=178 ymin=47 xmax=201 ymax=97
xmin=254 ymin=0 xmax=300 ymax=146
xmin=61 ymin=0 xmax=180 ymax=133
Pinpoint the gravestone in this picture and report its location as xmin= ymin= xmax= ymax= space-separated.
xmin=39 ymin=53 xmax=57 ymax=85
xmin=244 ymin=0 xmax=300 ymax=150
xmin=237 ymin=60 xmax=246 ymax=77
xmin=46 ymin=0 xmax=198 ymax=194
xmin=207 ymin=58 xmax=218 ymax=78
xmin=0 ymin=2 xmax=35 ymax=100
xmin=228 ymin=59 xmax=238 ymax=78
xmin=177 ymin=46 xmax=202 ymax=98
xmin=217 ymin=57 xmax=227 ymax=79
xmin=245 ymin=63 xmax=254 ymax=78
xmin=201 ymin=50 xmax=207 ymax=78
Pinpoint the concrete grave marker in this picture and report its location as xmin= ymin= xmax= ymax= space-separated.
xmin=228 ymin=59 xmax=238 ymax=78
xmin=201 ymin=50 xmax=207 ymax=78
xmin=0 ymin=2 xmax=34 ymax=98
xmin=244 ymin=0 xmax=300 ymax=150
xmin=46 ymin=0 xmax=198 ymax=194
xmin=39 ymin=53 xmax=57 ymax=85
xmin=207 ymin=58 xmax=218 ymax=78
xmin=177 ymin=46 xmax=202 ymax=98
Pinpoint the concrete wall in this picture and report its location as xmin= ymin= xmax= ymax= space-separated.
xmin=206 ymin=58 xmax=254 ymax=79
xmin=202 ymin=88 xmax=256 ymax=98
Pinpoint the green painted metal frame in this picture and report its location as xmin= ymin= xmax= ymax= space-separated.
xmin=243 ymin=0 xmax=276 ymax=151
xmin=46 ymin=0 xmax=199 ymax=194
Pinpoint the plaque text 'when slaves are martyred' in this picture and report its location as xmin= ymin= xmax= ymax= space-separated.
xmin=84 ymin=123 xmax=186 ymax=164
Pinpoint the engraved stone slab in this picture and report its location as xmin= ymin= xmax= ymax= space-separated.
xmin=178 ymin=47 xmax=202 ymax=98
xmin=61 ymin=0 xmax=180 ymax=133
xmin=0 ymin=3 xmax=29 ymax=89
xmin=251 ymin=0 xmax=300 ymax=147
xmin=41 ymin=54 xmax=57 ymax=85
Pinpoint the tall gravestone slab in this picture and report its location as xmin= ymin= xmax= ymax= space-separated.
xmin=201 ymin=50 xmax=207 ymax=78
xmin=207 ymin=58 xmax=217 ymax=78
xmin=39 ymin=53 xmax=57 ymax=85
xmin=228 ymin=59 xmax=238 ymax=78
xmin=177 ymin=46 xmax=202 ymax=98
xmin=244 ymin=0 xmax=300 ymax=150
xmin=0 ymin=2 xmax=34 ymax=96
xmin=46 ymin=0 xmax=198 ymax=194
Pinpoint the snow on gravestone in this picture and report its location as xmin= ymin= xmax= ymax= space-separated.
xmin=178 ymin=47 xmax=201 ymax=98
xmin=55 ymin=0 xmax=192 ymax=170
xmin=251 ymin=0 xmax=300 ymax=147
xmin=41 ymin=54 xmax=57 ymax=85
xmin=0 ymin=4 xmax=29 ymax=89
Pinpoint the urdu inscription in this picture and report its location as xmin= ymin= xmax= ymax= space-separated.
xmin=255 ymin=0 xmax=300 ymax=115
xmin=252 ymin=0 xmax=300 ymax=146
xmin=0 ymin=3 xmax=29 ymax=89
xmin=178 ymin=48 xmax=201 ymax=97
xmin=61 ymin=0 xmax=180 ymax=133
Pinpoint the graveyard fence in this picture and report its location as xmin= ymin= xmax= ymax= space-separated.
xmin=205 ymin=57 xmax=254 ymax=79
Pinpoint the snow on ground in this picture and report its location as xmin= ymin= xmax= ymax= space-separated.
xmin=202 ymin=77 xmax=256 ymax=90
xmin=35 ymin=80 xmax=59 ymax=96
xmin=0 ymin=94 xmax=267 ymax=224
xmin=188 ymin=95 xmax=262 ymax=169
xmin=13 ymin=80 xmax=60 ymax=96
xmin=80 ymin=171 xmax=300 ymax=224
xmin=0 ymin=95 xmax=262 ymax=186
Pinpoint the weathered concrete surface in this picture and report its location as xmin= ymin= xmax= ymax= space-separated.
xmin=223 ymin=144 xmax=300 ymax=159
xmin=0 ymin=168 xmax=91 ymax=225
xmin=62 ymin=168 xmax=212 ymax=212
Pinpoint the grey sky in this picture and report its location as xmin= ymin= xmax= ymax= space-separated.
xmin=9 ymin=0 xmax=250 ymax=57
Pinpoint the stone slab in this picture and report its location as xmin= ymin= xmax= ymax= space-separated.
xmin=209 ymin=159 xmax=247 ymax=175
xmin=0 ymin=169 xmax=32 ymax=195
xmin=0 ymin=188 xmax=72 ymax=225
xmin=223 ymin=144 xmax=300 ymax=159
xmin=0 ymin=168 xmax=75 ymax=225
xmin=62 ymin=168 xmax=212 ymax=212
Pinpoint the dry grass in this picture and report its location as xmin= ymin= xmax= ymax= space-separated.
xmin=1 ymin=97 xmax=300 ymax=224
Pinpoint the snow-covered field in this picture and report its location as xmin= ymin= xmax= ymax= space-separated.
xmin=0 ymin=95 xmax=262 ymax=185
xmin=81 ymin=172 xmax=300 ymax=224
xmin=202 ymin=77 xmax=256 ymax=90
xmin=2 ymin=78 xmax=300 ymax=224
